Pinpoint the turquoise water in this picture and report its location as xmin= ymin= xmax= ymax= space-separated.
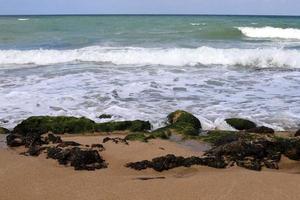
xmin=0 ymin=15 xmax=300 ymax=130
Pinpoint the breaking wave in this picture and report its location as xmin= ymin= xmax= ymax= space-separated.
xmin=237 ymin=26 xmax=300 ymax=40
xmin=0 ymin=46 xmax=300 ymax=68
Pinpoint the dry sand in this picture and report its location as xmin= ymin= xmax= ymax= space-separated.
xmin=1 ymin=135 xmax=300 ymax=200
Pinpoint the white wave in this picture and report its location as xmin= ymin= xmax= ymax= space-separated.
xmin=18 ymin=18 xmax=29 ymax=21
xmin=237 ymin=26 xmax=300 ymax=40
xmin=190 ymin=23 xmax=206 ymax=26
xmin=0 ymin=46 xmax=300 ymax=68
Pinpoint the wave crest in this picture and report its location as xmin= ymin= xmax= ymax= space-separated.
xmin=237 ymin=26 xmax=300 ymax=40
xmin=0 ymin=46 xmax=300 ymax=68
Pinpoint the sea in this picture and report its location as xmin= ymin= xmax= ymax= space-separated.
xmin=0 ymin=15 xmax=300 ymax=130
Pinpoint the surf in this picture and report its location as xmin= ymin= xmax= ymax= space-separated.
xmin=237 ymin=26 xmax=300 ymax=40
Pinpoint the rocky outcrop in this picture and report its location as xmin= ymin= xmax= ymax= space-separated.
xmin=11 ymin=116 xmax=152 ymax=138
xmin=126 ymin=154 xmax=227 ymax=172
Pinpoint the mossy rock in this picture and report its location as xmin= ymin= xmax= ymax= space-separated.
xmin=95 ymin=120 xmax=151 ymax=132
xmin=201 ymin=130 xmax=239 ymax=145
xmin=225 ymin=118 xmax=256 ymax=130
xmin=0 ymin=127 xmax=10 ymax=134
xmin=13 ymin=116 xmax=96 ymax=136
xmin=167 ymin=110 xmax=201 ymax=130
xmin=274 ymin=137 xmax=300 ymax=160
xmin=153 ymin=110 xmax=201 ymax=136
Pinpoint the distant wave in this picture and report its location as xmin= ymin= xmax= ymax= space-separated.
xmin=0 ymin=46 xmax=300 ymax=68
xmin=17 ymin=18 xmax=29 ymax=21
xmin=237 ymin=26 xmax=300 ymax=40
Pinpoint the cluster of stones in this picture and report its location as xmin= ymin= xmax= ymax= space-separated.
xmin=2 ymin=111 xmax=300 ymax=172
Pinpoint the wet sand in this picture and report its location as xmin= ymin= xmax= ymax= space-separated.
xmin=1 ymin=135 xmax=300 ymax=200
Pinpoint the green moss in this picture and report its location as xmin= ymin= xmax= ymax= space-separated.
xmin=0 ymin=127 xmax=10 ymax=134
xmin=13 ymin=116 xmax=96 ymax=136
xmin=13 ymin=116 xmax=152 ymax=137
xmin=198 ymin=130 xmax=239 ymax=145
xmin=167 ymin=110 xmax=201 ymax=130
xmin=152 ymin=110 xmax=201 ymax=137
xmin=274 ymin=137 xmax=300 ymax=160
xmin=225 ymin=118 xmax=256 ymax=130
xmin=95 ymin=120 xmax=151 ymax=132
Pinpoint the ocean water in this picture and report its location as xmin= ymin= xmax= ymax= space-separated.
xmin=0 ymin=15 xmax=300 ymax=130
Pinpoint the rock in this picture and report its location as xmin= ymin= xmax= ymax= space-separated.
xmin=13 ymin=116 xmax=96 ymax=136
xmin=6 ymin=134 xmax=24 ymax=147
xmin=47 ymin=147 xmax=107 ymax=170
xmin=57 ymin=141 xmax=81 ymax=148
xmin=91 ymin=144 xmax=105 ymax=151
xmin=102 ymin=137 xmax=128 ymax=145
xmin=46 ymin=134 xmax=62 ymax=144
xmin=13 ymin=116 xmax=152 ymax=137
xmin=98 ymin=114 xmax=112 ymax=119
xmin=151 ymin=110 xmax=202 ymax=137
xmin=205 ymin=130 xmax=240 ymax=146
xmin=95 ymin=120 xmax=151 ymax=132
xmin=22 ymin=145 xmax=47 ymax=157
xmin=126 ymin=154 xmax=226 ymax=172
xmin=274 ymin=137 xmax=300 ymax=161
xmin=295 ymin=129 xmax=300 ymax=137
xmin=225 ymin=118 xmax=256 ymax=130
xmin=236 ymin=158 xmax=262 ymax=171
xmin=0 ymin=127 xmax=10 ymax=134
xmin=246 ymin=126 xmax=275 ymax=134
xmin=167 ymin=110 xmax=202 ymax=130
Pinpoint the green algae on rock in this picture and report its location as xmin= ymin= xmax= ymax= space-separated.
xmin=95 ymin=120 xmax=151 ymax=132
xmin=0 ymin=127 xmax=10 ymax=134
xmin=13 ymin=116 xmax=96 ymax=136
xmin=225 ymin=118 xmax=256 ymax=130
xmin=155 ymin=110 xmax=202 ymax=136
xmin=13 ymin=116 xmax=152 ymax=136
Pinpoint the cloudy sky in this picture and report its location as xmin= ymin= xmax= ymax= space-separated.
xmin=0 ymin=0 xmax=299 ymax=15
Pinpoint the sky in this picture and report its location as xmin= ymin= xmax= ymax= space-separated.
xmin=0 ymin=0 xmax=299 ymax=16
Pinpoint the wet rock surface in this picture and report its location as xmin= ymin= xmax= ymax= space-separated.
xmin=6 ymin=132 xmax=108 ymax=171
xmin=126 ymin=154 xmax=227 ymax=172
xmin=225 ymin=118 xmax=257 ymax=130
xmin=103 ymin=137 xmax=129 ymax=145
xmin=47 ymin=147 xmax=107 ymax=171
xmin=245 ymin=126 xmax=275 ymax=134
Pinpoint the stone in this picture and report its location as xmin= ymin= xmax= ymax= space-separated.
xmin=225 ymin=118 xmax=257 ymax=130
xmin=246 ymin=126 xmax=275 ymax=134
xmin=0 ymin=127 xmax=10 ymax=134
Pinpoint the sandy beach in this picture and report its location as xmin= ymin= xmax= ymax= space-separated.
xmin=1 ymin=135 xmax=300 ymax=200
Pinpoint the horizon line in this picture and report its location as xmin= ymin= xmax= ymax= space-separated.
xmin=0 ymin=14 xmax=299 ymax=17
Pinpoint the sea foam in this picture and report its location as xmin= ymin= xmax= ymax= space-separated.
xmin=237 ymin=26 xmax=300 ymax=40
xmin=0 ymin=46 xmax=300 ymax=68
